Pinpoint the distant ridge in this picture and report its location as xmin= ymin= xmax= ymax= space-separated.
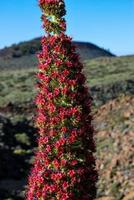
xmin=0 ymin=37 xmax=115 ymax=61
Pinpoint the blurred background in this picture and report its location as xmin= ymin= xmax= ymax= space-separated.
xmin=0 ymin=0 xmax=134 ymax=199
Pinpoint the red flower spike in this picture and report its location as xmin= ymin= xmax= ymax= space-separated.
xmin=26 ymin=0 xmax=98 ymax=199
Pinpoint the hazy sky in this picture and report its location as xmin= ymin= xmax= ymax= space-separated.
xmin=0 ymin=0 xmax=134 ymax=55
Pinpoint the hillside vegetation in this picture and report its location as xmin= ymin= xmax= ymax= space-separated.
xmin=0 ymin=39 xmax=134 ymax=200
xmin=0 ymin=55 xmax=133 ymax=107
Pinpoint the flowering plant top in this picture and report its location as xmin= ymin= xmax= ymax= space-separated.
xmin=26 ymin=0 xmax=97 ymax=199
xmin=39 ymin=0 xmax=60 ymax=4
xmin=39 ymin=0 xmax=66 ymax=34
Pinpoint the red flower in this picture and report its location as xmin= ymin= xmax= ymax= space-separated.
xmin=65 ymin=61 xmax=73 ymax=67
xmin=63 ymin=69 xmax=69 ymax=76
xmin=52 ymin=159 xmax=60 ymax=169
xmin=51 ymin=172 xmax=64 ymax=181
xmin=68 ymin=169 xmax=75 ymax=177
xmin=48 ymin=102 xmax=56 ymax=113
xmin=63 ymin=181 xmax=69 ymax=190
xmin=39 ymin=0 xmax=59 ymax=5
xmin=38 ymin=63 xmax=48 ymax=71
xmin=61 ymin=192 xmax=69 ymax=200
xmin=49 ymin=129 xmax=56 ymax=136
xmin=61 ymin=159 xmax=67 ymax=166
xmin=54 ymin=87 xmax=60 ymax=96
xmin=37 ymin=113 xmax=46 ymax=123
xmin=68 ymin=79 xmax=76 ymax=86
xmin=61 ymin=86 xmax=68 ymax=95
xmin=70 ymin=107 xmax=79 ymax=115
xmin=37 ymin=72 xmax=50 ymax=83
xmin=35 ymin=94 xmax=46 ymax=105
xmin=47 ymin=92 xmax=53 ymax=100
xmin=51 ymin=71 xmax=59 ymax=78
xmin=38 ymin=136 xmax=49 ymax=145
xmin=68 ymin=135 xmax=76 ymax=143
xmin=46 ymin=144 xmax=51 ymax=152
xmin=55 ymin=59 xmax=63 ymax=67
xmin=71 ymin=159 xmax=78 ymax=166
xmin=26 ymin=0 xmax=97 ymax=199
xmin=61 ymin=126 xmax=67 ymax=133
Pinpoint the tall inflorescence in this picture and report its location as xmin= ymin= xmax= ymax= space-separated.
xmin=26 ymin=0 xmax=98 ymax=199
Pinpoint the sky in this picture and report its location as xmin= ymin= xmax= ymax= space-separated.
xmin=0 ymin=0 xmax=134 ymax=56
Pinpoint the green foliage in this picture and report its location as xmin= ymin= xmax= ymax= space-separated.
xmin=85 ymin=55 xmax=134 ymax=86
xmin=15 ymin=133 xmax=31 ymax=146
xmin=0 ymin=68 xmax=36 ymax=106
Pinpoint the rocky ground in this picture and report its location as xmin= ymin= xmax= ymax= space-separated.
xmin=0 ymin=95 xmax=133 ymax=200
xmin=95 ymin=95 xmax=134 ymax=200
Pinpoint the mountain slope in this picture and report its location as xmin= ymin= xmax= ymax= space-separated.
xmin=0 ymin=37 xmax=115 ymax=69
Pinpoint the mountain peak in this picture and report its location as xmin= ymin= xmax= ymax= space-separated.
xmin=0 ymin=37 xmax=115 ymax=60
